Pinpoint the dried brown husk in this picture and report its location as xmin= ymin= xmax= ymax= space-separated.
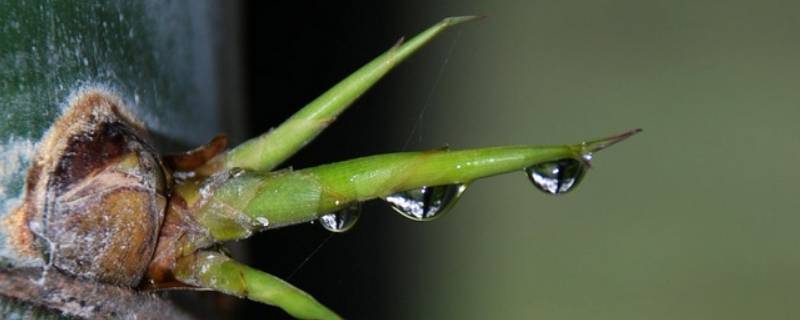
xmin=5 ymin=89 xmax=170 ymax=287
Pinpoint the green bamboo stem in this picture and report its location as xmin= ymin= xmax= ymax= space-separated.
xmin=174 ymin=251 xmax=340 ymax=320
xmin=221 ymin=16 xmax=478 ymax=172
xmin=195 ymin=129 xmax=640 ymax=241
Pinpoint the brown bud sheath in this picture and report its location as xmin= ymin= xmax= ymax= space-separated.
xmin=10 ymin=89 xmax=170 ymax=286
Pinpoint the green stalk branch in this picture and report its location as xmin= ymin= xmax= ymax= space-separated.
xmin=194 ymin=129 xmax=640 ymax=241
xmin=220 ymin=16 xmax=478 ymax=172
xmin=174 ymin=251 xmax=341 ymax=320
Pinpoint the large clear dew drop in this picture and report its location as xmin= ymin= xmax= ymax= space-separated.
xmin=383 ymin=184 xmax=467 ymax=221
xmin=525 ymin=158 xmax=588 ymax=195
xmin=319 ymin=203 xmax=361 ymax=233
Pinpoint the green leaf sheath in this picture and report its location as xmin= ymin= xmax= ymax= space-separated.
xmin=174 ymin=251 xmax=341 ymax=320
xmin=196 ymin=129 xmax=640 ymax=241
xmin=222 ymin=16 xmax=478 ymax=172
xmin=197 ymin=145 xmax=573 ymax=240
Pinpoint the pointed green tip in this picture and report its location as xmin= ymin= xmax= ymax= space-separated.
xmin=582 ymin=128 xmax=643 ymax=153
xmin=441 ymin=15 xmax=484 ymax=26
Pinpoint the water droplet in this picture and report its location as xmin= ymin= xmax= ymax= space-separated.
xmin=255 ymin=217 xmax=270 ymax=228
xmin=319 ymin=203 xmax=361 ymax=233
xmin=525 ymin=158 xmax=587 ymax=195
xmin=383 ymin=184 xmax=467 ymax=221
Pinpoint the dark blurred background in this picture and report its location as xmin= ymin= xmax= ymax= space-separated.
xmin=238 ymin=2 xmax=406 ymax=319
xmin=229 ymin=1 xmax=800 ymax=319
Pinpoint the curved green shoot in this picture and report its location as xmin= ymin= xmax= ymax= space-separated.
xmin=195 ymin=129 xmax=641 ymax=241
xmin=174 ymin=251 xmax=341 ymax=320
xmin=220 ymin=16 xmax=479 ymax=172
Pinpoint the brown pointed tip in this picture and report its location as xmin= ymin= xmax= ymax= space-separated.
xmin=583 ymin=128 xmax=643 ymax=153
xmin=165 ymin=134 xmax=228 ymax=172
xmin=391 ymin=36 xmax=406 ymax=49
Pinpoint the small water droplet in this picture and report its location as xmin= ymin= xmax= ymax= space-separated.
xmin=255 ymin=217 xmax=270 ymax=228
xmin=319 ymin=203 xmax=361 ymax=233
xmin=525 ymin=158 xmax=587 ymax=195
xmin=383 ymin=184 xmax=467 ymax=221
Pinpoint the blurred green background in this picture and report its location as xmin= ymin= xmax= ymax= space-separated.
xmin=381 ymin=1 xmax=800 ymax=319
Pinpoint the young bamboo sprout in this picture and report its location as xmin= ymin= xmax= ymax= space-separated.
xmin=145 ymin=17 xmax=641 ymax=319
xmin=7 ymin=16 xmax=640 ymax=320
